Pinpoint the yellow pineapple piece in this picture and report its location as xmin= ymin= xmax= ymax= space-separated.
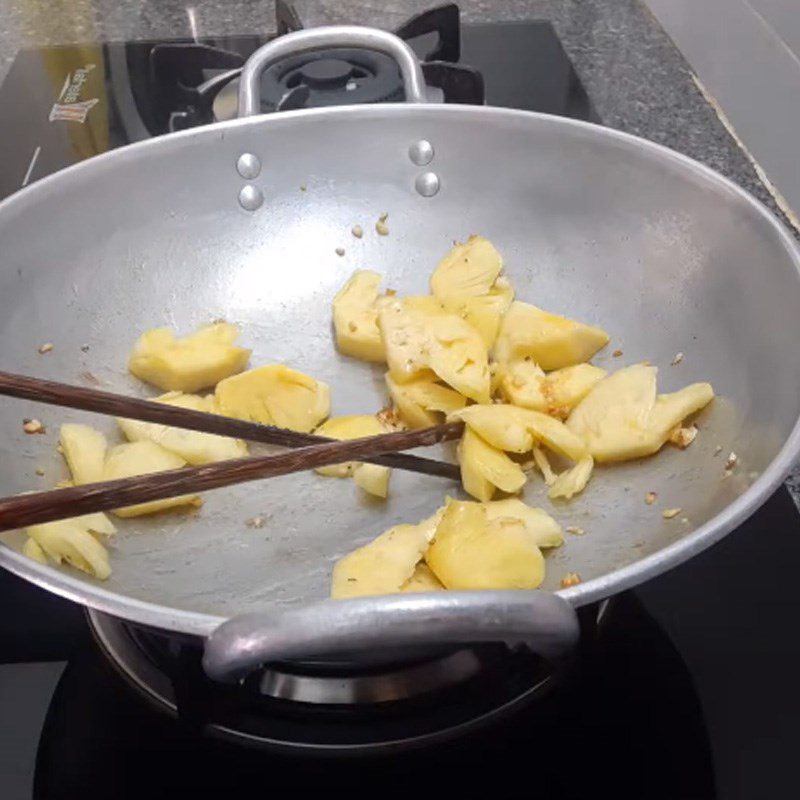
xmin=385 ymin=373 xmax=467 ymax=429
xmin=26 ymin=512 xmax=116 ymax=580
xmin=494 ymin=302 xmax=610 ymax=370
xmin=425 ymin=500 xmax=545 ymax=590
xmin=332 ymin=270 xmax=386 ymax=362
xmin=400 ymin=563 xmax=444 ymax=593
xmin=129 ymin=322 xmax=251 ymax=392
xmin=215 ymin=365 xmax=330 ymax=433
xmin=457 ymin=427 xmax=527 ymax=502
xmin=548 ymin=456 xmax=595 ymax=500
xmin=482 ymin=498 xmax=564 ymax=548
xmin=430 ymin=235 xmax=504 ymax=297
xmin=501 ymin=361 xmax=606 ymax=417
xmin=103 ymin=441 xmax=202 ymax=517
xmin=566 ymin=364 xmax=714 ymax=462
xmin=378 ymin=299 xmax=490 ymax=403
xmin=59 ymin=423 xmax=108 ymax=485
xmin=405 ymin=285 xmax=513 ymax=349
xmin=22 ymin=537 xmax=48 ymax=564
xmin=330 ymin=511 xmax=442 ymax=599
xmin=117 ymin=392 xmax=247 ymax=465
xmin=451 ymin=404 xmax=588 ymax=461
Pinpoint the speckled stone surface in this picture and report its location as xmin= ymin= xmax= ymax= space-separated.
xmin=0 ymin=0 xmax=798 ymax=499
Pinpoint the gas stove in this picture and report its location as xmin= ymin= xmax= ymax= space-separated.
xmin=0 ymin=3 xmax=798 ymax=798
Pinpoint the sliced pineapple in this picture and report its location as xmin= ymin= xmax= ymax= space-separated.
xmin=404 ymin=286 xmax=513 ymax=349
xmin=548 ymin=456 xmax=595 ymax=500
xmin=457 ymin=427 xmax=527 ymax=502
xmin=330 ymin=511 xmax=442 ymax=599
xmin=103 ymin=440 xmax=202 ymax=517
xmin=59 ymin=423 xmax=107 ymax=485
xmin=215 ymin=365 xmax=330 ymax=433
xmin=117 ymin=392 xmax=247 ymax=465
xmin=501 ymin=361 xmax=606 ymax=418
xmin=385 ymin=373 xmax=467 ymax=429
xmin=566 ymin=364 xmax=714 ymax=462
xmin=400 ymin=563 xmax=445 ymax=593
xmin=377 ymin=299 xmax=490 ymax=403
xmin=129 ymin=322 xmax=251 ymax=393
xmin=22 ymin=537 xmax=48 ymax=564
xmin=451 ymin=404 xmax=588 ymax=461
xmin=332 ymin=270 xmax=386 ymax=362
xmin=430 ymin=235 xmax=504 ymax=297
xmin=26 ymin=513 xmax=116 ymax=579
xmin=494 ymin=302 xmax=610 ymax=370
xmin=482 ymin=498 xmax=564 ymax=548
xmin=425 ymin=500 xmax=545 ymax=590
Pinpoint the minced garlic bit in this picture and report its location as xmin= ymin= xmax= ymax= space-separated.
xmin=566 ymin=526 xmax=585 ymax=536
xmin=681 ymin=518 xmax=690 ymax=525
xmin=351 ymin=224 xmax=363 ymax=239
xmin=669 ymin=425 xmax=698 ymax=449
xmin=376 ymin=406 xmax=405 ymax=431
xmin=725 ymin=452 xmax=738 ymax=471
xmin=671 ymin=352 xmax=684 ymax=365
xmin=645 ymin=491 xmax=658 ymax=505
xmin=246 ymin=516 xmax=265 ymax=529
xmin=35 ymin=468 xmax=45 ymax=476
xmin=23 ymin=419 xmax=45 ymax=434
xmin=560 ymin=572 xmax=581 ymax=588
xmin=335 ymin=247 xmax=345 ymax=257
xmin=612 ymin=349 xmax=623 ymax=358
xmin=713 ymin=445 xmax=723 ymax=456
xmin=299 ymin=184 xmax=307 ymax=192
xmin=375 ymin=212 xmax=389 ymax=236
xmin=662 ymin=508 xmax=682 ymax=519
xmin=38 ymin=342 xmax=54 ymax=354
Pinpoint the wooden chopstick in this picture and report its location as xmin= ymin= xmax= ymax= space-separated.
xmin=0 ymin=421 xmax=463 ymax=532
xmin=0 ymin=370 xmax=460 ymax=480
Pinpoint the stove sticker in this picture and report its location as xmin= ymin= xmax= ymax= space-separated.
xmin=48 ymin=64 xmax=98 ymax=123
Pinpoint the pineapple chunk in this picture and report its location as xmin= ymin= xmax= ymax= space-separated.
xmin=425 ymin=500 xmax=545 ymax=590
xmin=494 ymin=302 xmax=610 ymax=370
xmin=330 ymin=511 xmax=441 ymax=599
xmin=482 ymin=498 xmax=564 ymax=548
xmin=430 ymin=235 xmax=504 ymax=297
xmin=26 ymin=513 xmax=116 ymax=579
xmin=117 ymin=392 xmax=247 ymax=465
xmin=22 ymin=537 xmax=48 ymax=564
xmin=400 ymin=563 xmax=444 ymax=593
xmin=313 ymin=414 xmax=386 ymax=469
xmin=103 ymin=441 xmax=202 ymax=517
xmin=566 ymin=364 xmax=714 ymax=462
xmin=378 ymin=299 xmax=491 ymax=403
xmin=451 ymin=404 xmax=588 ymax=461
xmin=352 ymin=463 xmax=390 ymax=499
xmin=215 ymin=365 xmax=330 ymax=433
xmin=501 ymin=362 xmax=606 ymax=418
xmin=385 ymin=373 xmax=467 ymax=429
xmin=548 ymin=456 xmax=594 ymax=500
xmin=457 ymin=427 xmax=526 ymax=502
xmin=332 ymin=270 xmax=386 ymax=362
xmin=59 ymin=423 xmax=107 ymax=484
xmin=129 ymin=322 xmax=251 ymax=392
xmin=405 ymin=286 xmax=513 ymax=349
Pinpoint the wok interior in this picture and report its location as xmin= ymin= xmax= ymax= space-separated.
xmin=0 ymin=106 xmax=798 ymax=623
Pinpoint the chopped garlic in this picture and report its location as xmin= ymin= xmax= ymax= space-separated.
xmin=669 ymin=425 xmax=698 ymax=448
xmin=662 ymin=508 xmax=682 ymax=519
xmin=38 ymin=342 xmax=54 ymax=354
xmin=560 ymin=572 xmax=581 ymax=588
xmin=645 ymin=491 xmax=658 ymax=505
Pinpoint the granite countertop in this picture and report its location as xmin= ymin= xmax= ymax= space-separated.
xmin=1 ymin=0 xmax=798 ymax=497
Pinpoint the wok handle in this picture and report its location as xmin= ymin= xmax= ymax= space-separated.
xmin=202 ymin=591 xmax=579 ymax=683
xmin=237 ymin=25 xmax=428 ymax=116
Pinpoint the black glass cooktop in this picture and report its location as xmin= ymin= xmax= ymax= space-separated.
xmin=0 ymin=6 xmax=798 ymax=799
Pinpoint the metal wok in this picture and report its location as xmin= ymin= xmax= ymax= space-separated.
xmin=0 ymin=27 xmax=799 ymax=681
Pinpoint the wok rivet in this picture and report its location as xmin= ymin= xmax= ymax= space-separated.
xmin=236 ymin=153 xmax=261 ymax=180
xmin=409 ymin=140 xmax=434 ymax=166
xmin=238 ymin=184 xmax=264 ymax=211
xmin=415 ymin=172 xmax=440 ymax=197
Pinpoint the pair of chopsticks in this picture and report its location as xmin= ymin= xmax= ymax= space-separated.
xmin=0 ymin=370 xmax=462 ymax=532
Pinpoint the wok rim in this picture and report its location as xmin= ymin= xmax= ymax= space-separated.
xmin=1 ymin=102 xmax=799 ymax=637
